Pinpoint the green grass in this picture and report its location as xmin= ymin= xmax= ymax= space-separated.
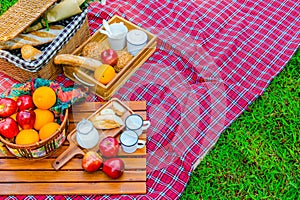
xmin=0 ymin=0 xmax=18 ymax=16
xmin=180 ymin=48 xmax=300 ymax=199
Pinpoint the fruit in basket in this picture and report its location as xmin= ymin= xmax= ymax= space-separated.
xmin=100 ymin=49 xmax=118 ymax=66
xmin=94 ymin=64 xmax=116 ymax=85
xmin=16 ymin=110 xmax=36 ymax=130
xmin=103 ymin=158 xmax=125 ymax=179
xmin=99 ymin=136 xmax=120 ymax=158
xmin=0 ymin=117 xmax=19 ymax=139
xmin=15 ymin=129 xmax=39 ymax=145
xmin=32 ymin=86 xmax=57 ymax=109
xmin=0 ymin=98 xmax=18 ymax=117
xmin=34 ymin=108 xmax=54 ymax=130
xmin=82 ymin=151 xmax=103 ymax=172
xmin=16 ymin=95 xmax=35 ymax=111
xmin=39 ymin=122 xmax=60 ymax=140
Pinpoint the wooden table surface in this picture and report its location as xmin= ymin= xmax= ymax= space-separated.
xmin=0 ymin=101 xmax=147 ymax=195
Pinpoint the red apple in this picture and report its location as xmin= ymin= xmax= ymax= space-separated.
xmin=100 ymin=49 xmax=118 ymax=66
xmin=0 ymin=98 xmax=18 ymax=117
xmin=99 ymin=136 xmax=120 ymax=158
xmin=103 ymin=158 xmax=125 ymax=179
xmin=0 ymin=117 xmax=19 ymax=139
xmin=16 ymin=110 xmax=36 ymax=130
xmin=82 ymin=151 xmax=103 ymax=172
xmin=16 ymin=95 xmax=35 ymax=111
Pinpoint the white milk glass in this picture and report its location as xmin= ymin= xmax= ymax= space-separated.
xmin=120 ymin=130 xmax=146 ymax=153
xmin=76 ymin=119 xmax=99 ymax=149
xmin=125 ymin=114 xmax=150 ymax=136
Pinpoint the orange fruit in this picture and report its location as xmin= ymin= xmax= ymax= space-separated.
xmin=15 ymin=129 xmax=39 ymax=145
xmin=94 ymin=64 xmax=116 ymax=84
xmin=39 ymin=122 xmax=60 ymax=140
xmin=34 ymin=108 xmax=55 ymax=130
xmin=10 ymin=113 xmax=17 ymax=121
xmin=32 ymin=86 xmax=56 ymax=109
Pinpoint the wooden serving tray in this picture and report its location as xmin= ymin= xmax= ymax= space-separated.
xmin=63 ymin=15 xmax=157 ymax=100
xmin=52 ymin=98 xmax=135 ymax=170
xmin=0 ymin=100 xmax=147 ymax=195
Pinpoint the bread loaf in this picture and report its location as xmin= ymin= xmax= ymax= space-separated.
xmin=54 ymin=54 xmax=103 ymax=71
xmin=0 ymin=25 xmax=64 ymax=50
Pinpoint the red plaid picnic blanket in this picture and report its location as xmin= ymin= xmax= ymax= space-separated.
xmin=1 ymin=0 xmax=299 ymax=199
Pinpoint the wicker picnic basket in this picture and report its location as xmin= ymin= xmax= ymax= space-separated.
xmin=0 ymin=109 xmax=68 ymax=159
xmin=0 ymin=0 xmax=90 ymax=82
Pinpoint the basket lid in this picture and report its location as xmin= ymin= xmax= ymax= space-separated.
xmin=0 ymin=0 xmax=58 ymax=42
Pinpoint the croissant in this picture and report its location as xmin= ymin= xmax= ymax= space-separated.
xmin=90 ymin=114 xmax=124 ymax=130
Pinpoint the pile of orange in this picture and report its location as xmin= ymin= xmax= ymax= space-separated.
xmin=15 ymin=86 xmax=61 ymax=145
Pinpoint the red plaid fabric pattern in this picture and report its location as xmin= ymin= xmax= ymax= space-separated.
xmin=1 ymin=0 xmax=299 ymax=199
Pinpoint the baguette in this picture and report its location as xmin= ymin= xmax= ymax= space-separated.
xmin=0 ymin=25 xmax=64 ymax=50
xmin=54 ymin=54 xmax=103 ymax=71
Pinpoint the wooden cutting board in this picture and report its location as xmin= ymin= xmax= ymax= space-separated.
xmin=0 ymin=100 xmax=147 ymax=195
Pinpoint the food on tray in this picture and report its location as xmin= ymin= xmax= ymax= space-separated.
xmin=82 ymin=151 xmax=103 ymax=172
xmin=0 ymin=86 xmax=62 ymax=145
xmin=103 ymin=158 xmax=125 ymax=179
xmin=94 ymin=64 xmax=116 ymax=85
xmin=0 ymin=25 xmax=65 ymax=50
xmin=91 ymin=114 xmax=124 ymax=129
xmin=100 ymin=108 xmax=115 ymax=115
xmin=82 ymin=41 xmax=108 ymax=61
xmin=55 ymin=54 xmax=117 ymax=85
xmin=54 ymin=54 xmax=103 ymax=71
xmin=21 ymin=44 xmax=43 ymax=61
xmin=112 ymin=101 xmax=126 ymax=116
xmin=115 ymin=50 xmax=133 ymax=72
xmin=99 ymin=136 xmax=120 ymax=158
xmin=100 ymin=49 xmax=118 ymax=66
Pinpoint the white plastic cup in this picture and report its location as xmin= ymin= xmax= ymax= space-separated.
xmin=108 ymin=22 xmax=128 ymax=50
xmin=76 ymin=119 xmax=99 ymax=149
xmin=120 ymin=130 xmax=146 ymax=154
xmin=126 ymin=29 xmax=148 ymax=56
xmin=125 ymin=114 xmax=150 ymax=136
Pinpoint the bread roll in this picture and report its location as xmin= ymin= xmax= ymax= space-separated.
xmin=82 ymin=41 xmax=107 ymax=61
xmin=21 ymin=45 xmax=43 ymax=61
xmin=115 ymin=51 xmax=133 ymax=72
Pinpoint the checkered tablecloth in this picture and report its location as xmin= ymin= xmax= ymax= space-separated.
xmin=1 ymin=0 xmax=299 ymax=199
